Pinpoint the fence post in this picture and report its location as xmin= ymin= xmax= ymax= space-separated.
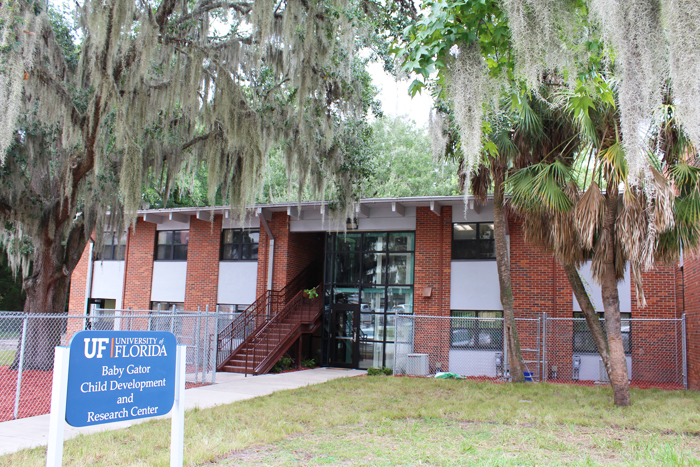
xmin=542 ymin=312 xmax=547 ymax=383
xmin=683 ymin=314 xmax=688 ymax=390
xmin=204 ymin=305 xmax=209 ymax=384
xmin=195 ymin=306 xmax=201 ymax=384
xmin=170 ymin=305 xmax=176 ymax=335
xmin=212 ymin=305 xmax=218 ymax=385
xmin=13 ymin=314 xmax=28 ymax=420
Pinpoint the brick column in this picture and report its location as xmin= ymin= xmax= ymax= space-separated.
xmin=631 ymin=265 xmax=682 ymax=385
xmin=184 ymin=215 xmax=222 ymax=311
xmin=413 ymin=206 xmax=452 ymax=372
xmin=256 ymin=212 xmax=291 ymax=297
xmin=66 ymin=240 xmax=93 ymax=340
xmin=122 ymin=219 xmax=156 ymax=311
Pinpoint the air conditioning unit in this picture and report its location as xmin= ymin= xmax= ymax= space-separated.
xmin=406 ymin=353 xmax=430 ymax=376
xmin=599 ymin=358 xmax=610 ymax=383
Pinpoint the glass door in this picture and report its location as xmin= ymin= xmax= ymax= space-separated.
xmin=329 ymin=304 xmax=360 ymax=368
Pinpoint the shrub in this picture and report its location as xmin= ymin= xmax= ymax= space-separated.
xmin=301 ymin=358 xmax=317 ymax=368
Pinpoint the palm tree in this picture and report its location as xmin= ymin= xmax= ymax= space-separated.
xmin=508 ymin=78 xmax=697 ymax=406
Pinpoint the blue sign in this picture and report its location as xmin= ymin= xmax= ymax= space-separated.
xmin=65 ymin=330 xmax=177 ymax=427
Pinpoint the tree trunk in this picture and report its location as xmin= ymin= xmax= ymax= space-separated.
xmin=562 ymin=263 xmax=611 ymax=371
xmin=493 ymin=174 xmax=525 ymax=382
xmin=10 ymin=208 xmax=87 ymax=371
xmin=601 ymin=194 xmax=631 ymax=406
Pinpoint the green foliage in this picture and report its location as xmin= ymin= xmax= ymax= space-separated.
xmin=301 ymin=358 xmax=317 ymax=368
xmin=364 ymin=116 xmax=460 ymax=198
xmin=398 ymin=0 xmax=514 ymax=97
xmin=271 ymin=356 xmax=294 ymax=373
xmin=303 ymin=288 xmax=318 ymax=299
xmin=0 ymin=252 xmax=24 ymax=311
xmin=367 ymin=366 xmax=393 ymax=376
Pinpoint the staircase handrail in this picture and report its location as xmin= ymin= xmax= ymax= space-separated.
xmin=216 ymin=290 xmax=282 ymax=367
xmin=247 ymin=284 xmax=322 ymax=375
xmin=216 ymin=260 xmax=322 ymax=369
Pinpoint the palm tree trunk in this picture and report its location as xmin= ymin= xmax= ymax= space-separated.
xmin=601 ymin=194 xmax=631 ymax=406
xmin=562 ymin=262 xmax=611 ymax=371
xmin=493 ymin=174 xmax=525 ymax=382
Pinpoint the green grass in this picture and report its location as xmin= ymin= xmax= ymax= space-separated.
xmin=2 ymin=377 xmax=700 ymax=466
xmin=0 ymin=350 xmax=15 ymax=366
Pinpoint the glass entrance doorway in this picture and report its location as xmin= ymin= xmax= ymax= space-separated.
xmin=323 ymin=231 xmax=415 ymax=369
xmin=329 ymin=304 xmax=359 ymax=367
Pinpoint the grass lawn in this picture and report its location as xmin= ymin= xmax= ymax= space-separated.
xmin=2 ymin=376 xmax=700 ymax=466
xmin=0 ymin=351 xmax=15 ymax=366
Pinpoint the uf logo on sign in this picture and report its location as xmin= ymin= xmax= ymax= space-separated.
xmin=83 ymin=338 xmax=110 ymax=359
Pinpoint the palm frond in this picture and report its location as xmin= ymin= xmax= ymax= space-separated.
xmin=576 ymin=181 xmax=604 ymax=249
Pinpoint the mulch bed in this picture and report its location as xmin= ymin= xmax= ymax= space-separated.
xmin=0 ymin=365 xmax=53 ymax=422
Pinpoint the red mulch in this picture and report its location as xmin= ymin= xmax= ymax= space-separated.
xmin=0 ymin=366 xmax=53 ymax=422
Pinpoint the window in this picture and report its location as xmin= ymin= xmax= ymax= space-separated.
xmin=450 ymin=311 xmax=503 ymax=350
xmin=220 ymin=229 xmax=259 ymax=261
xmin=325 ymin=232 xmax=415 ymax=369
xmin=150 ymin=302 xmax=184 ymax=312
xmin=573 ymin=312 xmax=631 ymax=354
xmin=452 ymin=223 xmax=496 ymax=259
xmin=100 ymin=232 xmax=126 ymax=260
xmin=155 ymin=230 xmax=189 ymax=260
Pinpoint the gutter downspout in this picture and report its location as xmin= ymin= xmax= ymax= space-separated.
xmin=83 ymin=238 xmax=95 ymax=330
xmin=259 ymin=213 xmax=274 ymax=292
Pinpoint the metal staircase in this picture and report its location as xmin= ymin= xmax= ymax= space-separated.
xmin=216 ymin=262 xmax=322 ymax=375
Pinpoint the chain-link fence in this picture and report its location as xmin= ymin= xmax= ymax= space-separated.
xmin=0 ymin=309 xmax=225 ymax=422
xmin=394 ymin=313 xmax=687 ymax=390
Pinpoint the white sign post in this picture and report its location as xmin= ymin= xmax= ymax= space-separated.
xmin=45 ymin=336 xmax=187 ymax=467
xmin=46 ymin=347 xmax=69 ymax=467
xmin=170 ymin=344 xmax=186 ymax=467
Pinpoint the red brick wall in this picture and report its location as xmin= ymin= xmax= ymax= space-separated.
xmin=183 ymin=216 xmax=222 ymax=311
xmin=66 ymin=239 xmax=93 ymax=340
xmin=256 ymin=212 xmax=323 ymax=298
xmin=413 ymin=206 xmax=452 ymax=372
xmin=684 ymin=253 xmax=700 ymax=390
xmin=286 ymin=231 xmax=324 ymax=285
xmin=509 ymin=216 xmax=574 ymax=378
xmin=68 ymin=242 xmax=92 ymax=317
xmin=629 ymin=265 xmax=682 ymax=383
xmin=414 ymin=206 xmax=452 ymax=316
xmin=122 ymin=219 xmax=156 ymax=310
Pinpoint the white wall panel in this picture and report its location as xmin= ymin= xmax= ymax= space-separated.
xmin=450 ymin=261 xmax=502 ymax=310
xmin=452 ymin=200 xmax=495 ymax=223
xmin=217 ymin=262 xmax=258 ymax=304
xmin=150 ymin=261 xmax=187 ymax=302
xmin=156 ymin=218 xmax=190 ymax=231
xmin=573 ymin=261 xmax=631 ymax=313
xmin=91 ymin=260 xmax=125 ymax=308
xmin=449 ymin=350 xmax=501 ymax=377
xmin=290 ymin=206 xmax=417 ymax=232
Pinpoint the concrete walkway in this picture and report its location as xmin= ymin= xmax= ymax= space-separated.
xmin=0 ymin=368 xmax=365 ymax=456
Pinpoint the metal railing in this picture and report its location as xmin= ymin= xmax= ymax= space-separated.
xmin=0 ymin=309 xmax=220 ymax=422
xmin=246 ymin=288 xmax=323 ymax=375
xmin=394 ymin=313 xmax=687 ymax=389
xmin=216 ymin=260 xmax=322 ymax=369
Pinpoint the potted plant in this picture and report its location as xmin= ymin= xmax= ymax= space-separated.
xmin=303 ymin=287 xmax=319 ymax=299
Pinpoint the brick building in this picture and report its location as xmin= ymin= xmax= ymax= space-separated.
xmin=66 ymin=196 xmax=690 ymax=386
